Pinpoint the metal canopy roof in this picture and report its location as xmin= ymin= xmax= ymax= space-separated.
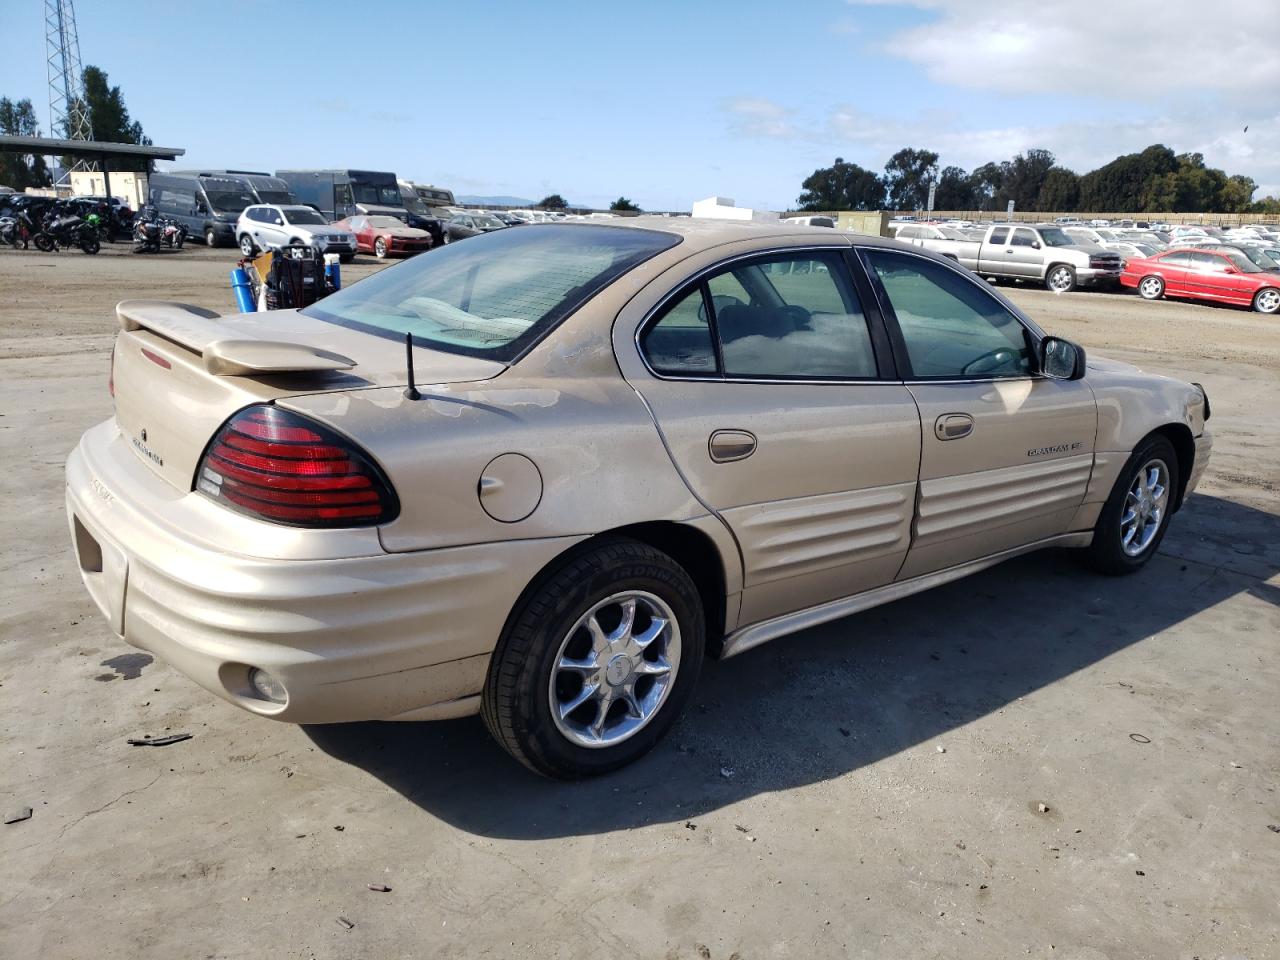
xmin=0 ymin=135 xmax=184 ymax=161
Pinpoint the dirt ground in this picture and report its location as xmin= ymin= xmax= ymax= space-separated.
xmin=1 ymin=243 xmax=1277 ymax=960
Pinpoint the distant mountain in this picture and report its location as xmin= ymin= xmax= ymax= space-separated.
xmin=456 ymin=194 xmax=538 ymax=207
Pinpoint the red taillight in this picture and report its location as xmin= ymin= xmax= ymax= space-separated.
xmin=196 ymin=405 xmax=399 ymax=528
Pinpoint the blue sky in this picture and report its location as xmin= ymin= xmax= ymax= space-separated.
xmin=3 ymin=0 xmax=1277 ymax=209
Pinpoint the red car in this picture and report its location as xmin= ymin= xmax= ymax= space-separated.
xmin=334 ymin=214 xmax=433 ymax=259
xmin=1121 ymin=248 xmax=1280 ymax=314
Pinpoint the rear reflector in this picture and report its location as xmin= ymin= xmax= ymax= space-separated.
xmin=196 ymin=405 xmax=398 ymax=527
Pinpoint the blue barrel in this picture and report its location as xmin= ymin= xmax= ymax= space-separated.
xmin=324 ymin=257 xmax=341 ymax=292
xmin=230 ymin=266 xmax=256 ymax=313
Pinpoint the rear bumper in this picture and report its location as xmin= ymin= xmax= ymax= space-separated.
xmin=65 ymin=419 xmax=583 ymax=723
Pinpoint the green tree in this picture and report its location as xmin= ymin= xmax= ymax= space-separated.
xmin=538 ymin=193 xmax=568 ymax=209
xmin=1252 ymin=195 xmax=1280 ymax=215
xmin=967 ymin=162 xmax=1004 ymax=211
xmin=996 ymin=148 xmax=1056 ymax=211
xmin=64 ymin=66 xmax=151 ymax=171
xmin=1037 ymin=167 xmax=1080 ymax=212
xmin=933 ymin=165 xmax=974 ymax=210
xmin=797 ymin=157 xmax=885 ymax=211
xmin=1078 ymin=144 xmax=1177 ymax=212
xmin=0 ymin=97 xmax=52 ymax=189
xmin=609 ymin=196 xmax=640 ymax=212
xmin=883 ymin=147 xmax=939 ymax=210
xmin=1216 ymin=174 xmax=1256 ymax=213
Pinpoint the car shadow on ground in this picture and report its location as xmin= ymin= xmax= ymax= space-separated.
xmin=304 ymin=493 xmax=1278 ymax=839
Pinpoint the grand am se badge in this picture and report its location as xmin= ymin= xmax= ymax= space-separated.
xmin=1027 ymin=441 xmax=1085 ymax=457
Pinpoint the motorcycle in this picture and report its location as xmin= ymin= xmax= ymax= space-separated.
xmin=159 ymin=217 xmax=187 ymax=249
xmin=2 ymin=209 xmax=40 ymax=249
xmin=34 ymin=210 xmax=101 ymax=254
xmin=133 ymin=212 xmax=163 ymax=253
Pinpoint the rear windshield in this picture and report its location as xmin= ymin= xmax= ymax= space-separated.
xmin=304 ymin=224 xmax=681 ymax=362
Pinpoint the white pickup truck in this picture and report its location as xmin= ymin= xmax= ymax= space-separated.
xmin=892 ymin=222 xmax=1123 ymax=292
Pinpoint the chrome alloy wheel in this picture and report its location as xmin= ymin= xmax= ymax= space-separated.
xmin=1256 ymin=288 xmax=1280 ymax=313
xmin=549 ymin=591 xmax=681 ymax=748
xmin=1048 ymin=266 xmax=1074 ymax=292
xmin=1139 ymin=276 xmax=1163 ymax=299
xmin=1121 ymin=458 xmax=1170 ymax=557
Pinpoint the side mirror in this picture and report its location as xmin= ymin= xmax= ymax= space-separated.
xmin=1031 ymin=240 xmax=1042 ymax=249
xmin=1223 ymin=266 xmax=1238 ymax=275
xmin=1040 ymin=336 xmax=1086 ymax=381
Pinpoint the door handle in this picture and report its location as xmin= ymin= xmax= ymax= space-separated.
xmin=934 ymin=413 xmax=974 ymax=441
xmin=709 ymin=429 xmax=757 ymax=463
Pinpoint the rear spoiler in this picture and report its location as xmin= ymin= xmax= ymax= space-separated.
xmin=116 ymin=300 xmax=355 ymax=377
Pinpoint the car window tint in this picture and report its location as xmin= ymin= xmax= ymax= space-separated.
xmin=988 ymin=227 xmax=1009 ymax=245
xmin=713 ymin=253 xmax=877 ymax=379
xmin=865 ymin=249 xmax=1032 ymax=379
xmin=1187 ymin=252 xmax=1219 ymax=270
xmin=1160 ymin=251 xmax=1192 ymax=266
xmin=641 ymin=287 xmax=718 ymax=376
xmin=1011 ymin=229 xmax=1038 ymax=247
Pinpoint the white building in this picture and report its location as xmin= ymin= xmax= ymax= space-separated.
xmin=690 ymin=196 xmax=779 ymax=223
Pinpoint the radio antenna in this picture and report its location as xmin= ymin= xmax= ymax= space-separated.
xmin=403 ymin=332 xmax=421 ymax=400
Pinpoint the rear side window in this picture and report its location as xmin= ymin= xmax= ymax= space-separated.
xmin=988 ymin=227 xmax=1009 ymax=245
xmin=641 ymin=287 xmax=717 ymax=375
xmin=640 ymin=251 xmax=879 ymax=380
xmin=304 ymin=224 xmax=681 ymax=362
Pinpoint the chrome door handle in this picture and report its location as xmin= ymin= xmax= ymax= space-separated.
xmin=709 ymin=429 xmax=757 ymax=463
xmin=934 ymin=413 xmax=974 ymax=441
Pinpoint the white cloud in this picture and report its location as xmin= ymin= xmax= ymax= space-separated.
xmin=722 ymin=98 xmax=1280 ymax=197
xmin=847 ymin=0 xmax=1280 ymax=94
xmin=723 ymin=97 xmax=801 ymax=139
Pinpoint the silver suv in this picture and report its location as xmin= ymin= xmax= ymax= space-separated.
xmin=236 ymin=204 xmax=357 ymax=261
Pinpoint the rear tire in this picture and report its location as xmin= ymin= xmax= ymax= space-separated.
xmin=1138 ymin=275 xmax=1164 ymax=300
xmin=1252 ymin=287 xmax=1280 ymax=314
xmin=481 ymin=539 xmax=705 ymax=779
xmin=1085 ymin=435 xmax=1179 ymax=576
xmin=239 ymin=234 xmax=256 ymax=257
xmin=1046 ymin=264 xmax=1076 ymax=293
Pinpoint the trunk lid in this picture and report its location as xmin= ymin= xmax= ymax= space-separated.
xmin=111 ymin=300 xmax=504 ymax=491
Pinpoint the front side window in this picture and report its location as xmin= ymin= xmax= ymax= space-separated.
xmin=864 ymin=249 xmax=1032 ymax=379
xmin=305 ymin=224 xmax=681 ymax=361
xmin=1011 ymin=228 xmax=1038 ymax=247
xmin=639 ymin=252 xmax=879 ymax=380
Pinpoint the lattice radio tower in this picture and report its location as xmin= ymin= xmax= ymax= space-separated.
xmin=45 ymin=0 xmax=92 ymax=174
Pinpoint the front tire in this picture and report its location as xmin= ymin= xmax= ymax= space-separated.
xmin=374 ymin=237 xmax=388 ymax=258
xmin=1085 ymin=435 xmax=1179 ymax=576
xmin=1252 ymin=287 xmax=1280 ymax=314
xmin=481 ymin=539 xmax=705 ymax=779
xmin=239 ymin=234 xmax=256 ymax=257
xmin=1046 ymin=264 xmax=1077 ymax=293
xmin=339 ymin=252 xmax=354 ymax=264
xmin=1138 ymin=275 xmax=1164 ymax=300
xmin=205 ymin=228 xmax=218 ymax=248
